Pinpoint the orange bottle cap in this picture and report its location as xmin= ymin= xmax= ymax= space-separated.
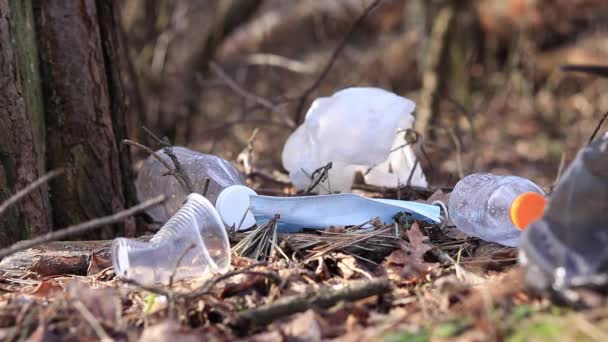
xmin=509 ymin=192 xmax=547 ymax=230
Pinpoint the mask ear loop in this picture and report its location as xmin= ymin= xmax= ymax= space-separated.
xmin=432 ymin=200 xmax=449 ymax=230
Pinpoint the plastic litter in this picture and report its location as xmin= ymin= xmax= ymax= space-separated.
xmin=520 ymin=133 xmax=608 ymax=292
xmin=448 ymin=173 xmax=546 ymax=247
xmin=135 ymin=146 xmax=253 ymax=227
xmin=112 ymin=193 xmax=230 ymax=285
xmin=282 ymin=87 xmax=428 ymax=194
xmin=249 ymin=193 xmax=442 ymax=232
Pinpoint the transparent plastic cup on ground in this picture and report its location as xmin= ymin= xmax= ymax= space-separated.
xmin=112 ymin=193 xmax=231 ymax=285
xmin=448 ymin=173 xmax=546 ymax=247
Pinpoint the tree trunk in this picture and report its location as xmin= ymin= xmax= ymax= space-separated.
xmin=0 ymin=0 xmax=50 ymax=246
xmin=33 ymin=0 xmax=135 ymax=239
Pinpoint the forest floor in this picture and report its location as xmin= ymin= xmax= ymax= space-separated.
xmin=1 ymin=183 xmax=607 ymax=341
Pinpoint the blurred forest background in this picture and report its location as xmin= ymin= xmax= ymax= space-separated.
xmin=3 ymin=0 xmax=608 ymax=246
xmin=121 ymin=0 xmax=608 ymax=189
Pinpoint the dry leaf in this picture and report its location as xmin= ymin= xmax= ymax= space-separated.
xmin=67 ymin=281 xmax=120 ymax=326
xmin=87 ymin=252 xmax=111 ymax=276
xmin=28 ymin=279 xmax=62 ymax=298
xmin=139 ymin=321 xmax=199 ymax=342
xmin=281 ymin=310 xmax=322 ymax=341
xmin=383 ymin=222 xmax=438 ymax=284
xmin=315 ymin=257 xmax=331 ymax=281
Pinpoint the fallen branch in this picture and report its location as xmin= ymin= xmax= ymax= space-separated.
xmin=233 ymin=278 xmax=390 ymax=329
xmin=0 ymin=240 xmax=112 ymax=276
xmin=0 ymin=195 xmax=165 ymax=260
xmin=0 ymin=169 xmax=64 ymax=217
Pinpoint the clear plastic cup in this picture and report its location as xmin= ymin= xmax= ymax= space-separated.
xmin=112 ymin=193 xmax=231 ymax=285
xmin=135 ymin=147 xmax=245 ymax=223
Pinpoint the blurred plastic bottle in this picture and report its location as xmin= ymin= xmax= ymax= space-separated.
xmin=136 ymin=147 xmax=245 ymax=223
xmin=448 ymin=173 xmax=546 ymax=247
xmin=112 ymin=193 xmax=231 ymax=285
xmin=520 ymin=133 xmax=608 ymax=292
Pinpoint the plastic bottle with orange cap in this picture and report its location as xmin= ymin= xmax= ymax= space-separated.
xmin=448 ymin=173 xmax=547 ymax=247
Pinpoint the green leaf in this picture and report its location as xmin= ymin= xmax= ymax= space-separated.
xmin=434 ymin=320 xmax=470 ymax=338
xmin=384 ymin=328 xmax=430 ymax=342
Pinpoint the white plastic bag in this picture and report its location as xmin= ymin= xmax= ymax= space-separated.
xmin=282 ymin=87 xmax=427 ymax=193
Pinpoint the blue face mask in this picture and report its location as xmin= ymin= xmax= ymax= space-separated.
xmin=249 ymin=193 xmax=443 ymax=232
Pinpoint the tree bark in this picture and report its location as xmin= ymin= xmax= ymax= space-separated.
xmin=33 ymin=0 xmax=134 ymax=239
xmin=0 ymin=0 xmax=50 ymax=247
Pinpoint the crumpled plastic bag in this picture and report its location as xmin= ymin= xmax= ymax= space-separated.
xmin=282 ymin=87 xmax=428 ymax=193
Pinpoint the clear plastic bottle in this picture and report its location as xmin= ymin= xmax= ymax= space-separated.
xmin=448 ymin=173 xmax=546 ymax=247
xmin=136 ymin=147 xmax=245 ymax=223
xmin=112 ymin=193 xmax=231 ymax=285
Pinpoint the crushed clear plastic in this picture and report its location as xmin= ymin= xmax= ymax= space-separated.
xmin=112 ymin=193 xmax=230 ymax=285
xmin=135 ymin=146 xmax=245 ymax=223
xmin=282 ymin=87 xmax=428 ymax=194
xmin=448 ymin=173 xmax=545 ymax=247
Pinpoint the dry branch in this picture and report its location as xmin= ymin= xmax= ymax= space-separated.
xmin=0 ymin=240 xmax=112 ymax=276
xmin=293 ymin=0 xmax=384 ymax=125
xmin=210 ymin=61 xmax=276 ymax=111
xmin=0 ymin=169 xmax=64 ymax=218
xmin=0 ymin=195 xmax=165 ymax=260
xmin=233 ymin=278 xmax=390 ymax=329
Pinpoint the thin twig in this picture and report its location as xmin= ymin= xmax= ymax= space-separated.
xmin=244 ymin=53 xmax=316 ymax=74
xmin=168 ymin=243 xmax=196 ymax=288
xmin=237 ymin=128 xmax=259 ymax=176
xmin=122 ymin=279 xmax=171 ymax=297
xmin=0 ymin=169 xmax=64 ymax=217
xmin=142 ymin=127 xmax=194 ymax=193
xmin=202 ymin=178 xmax=211 ymax=197
xmin=123 ymin=139 xmax=189 ymax=192
xmin=210 ymin=61 xmax=276 ymax=111
xmin=562 ymin=64 xmax=608 ymax=78
xmin=293 ymin=0 xmax=383 ymax=125
xmin=185 ymin=262 xmax=269 ymax=299
xmin=588 ymin=111 xmax=608 ymax=144
xmin=72 ymin=300 xmax=114 ymax=342
xmin=0 ymin=195 xmax=165 ymax=259
xmin=233 ymin=278 xmax=390 ymax=329
xmin=304 ymin=162 xmax=333 ymax=194
xmin=447 ymin=128 xmax=464 ymax=178
xmin=551 ymin=151 xmax=567 ymax=191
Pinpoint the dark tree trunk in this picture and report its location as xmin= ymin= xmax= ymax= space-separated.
xmin=0 ymin=0 xmax=51 ymax=246
xmin=33 ymin=0 xmax=135 ymax=239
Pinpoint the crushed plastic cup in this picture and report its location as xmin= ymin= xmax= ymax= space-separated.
xmin=112 ymin=193 xmax=231 ymax=285
xmin=282 ymin=87 xmax=428 ymax=194
xmin=136 ymin=146 xmax=246 ymax=223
